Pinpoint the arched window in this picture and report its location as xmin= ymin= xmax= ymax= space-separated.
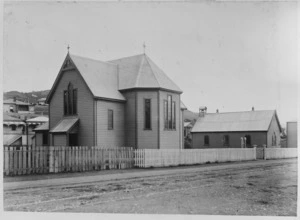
xmin=11 ymin=124 xmax=16 ymax=131
xmin=64 ymin=82 xmax=77 ymax=115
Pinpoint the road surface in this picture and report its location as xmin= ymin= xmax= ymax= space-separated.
xmin=3 ymin=158 xmax=298 ymax=216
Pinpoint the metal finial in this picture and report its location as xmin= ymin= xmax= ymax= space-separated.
xmin=67 ymin=44 xmax=70 ymax=53
xmin=143 ymin=42 xmax=146 ymax=54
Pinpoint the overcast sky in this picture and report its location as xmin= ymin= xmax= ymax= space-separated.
xmin=3 ymin=1 xmax=298 ymax=125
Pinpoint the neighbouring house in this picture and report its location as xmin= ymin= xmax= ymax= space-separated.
xmin=37 ymin=97 xmax=47 ymax=105
xmin=34 ymin=122 xmax=49 ymax=146
xmin=3 ymin=113 xmax=25 ymax=146
xmin=191 ymin=108 xmax=282 ymax=148
xmin=3 ymin=98 xmax=34 ymax=113
xmin=287 ymin=121 xmax=297 ymax=148
xmin=45 ymin=52 xmax=184 ymax=149
xmin=184 ymin=122 xmax=193 ymax=138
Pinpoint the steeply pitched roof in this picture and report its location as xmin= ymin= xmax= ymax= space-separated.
xmin=69 ymin=54 xmax=126 ymax=101
xmin=109 ymin=54 xmax=182 ymax=93
xmin=191 ymin=110 xmax=281 ymax=133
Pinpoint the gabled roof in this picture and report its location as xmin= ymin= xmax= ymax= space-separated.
xmin=3 ymin=134 xmax=22 ymax=146
xmin=109 ymin=54 xmax=182 ymax=93
xmin=191 ymin=110 xmax=281 ymax=133
xmin=4 ymin=99 xmax=32 ymax=106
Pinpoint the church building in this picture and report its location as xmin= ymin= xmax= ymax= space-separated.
xmin=45 ymin=51 xmax=185 ymax=149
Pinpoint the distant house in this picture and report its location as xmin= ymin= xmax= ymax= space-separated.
xmin=191 ymin=109 xmax=282 ymax=148
xmin=3 ymin=113 xmax=25 ymax=146
xmin=3 ymin=98 xmax=34 ymax=113
xmin=37 ymin=98 xmax=47 ymax=105
xmin=45 ymin=52 xmax=184 ymax=148
xmin=287 ymin=121 xmax=297 ymax=148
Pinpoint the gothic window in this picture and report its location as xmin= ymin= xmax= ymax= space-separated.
xmin=144 ymin=99 xmax=151 ymax=129
xmin=108 ymin=109 xmax=114 ymax=130
xmin=204 ymin=135 xmax=210 ymax=145
xmin=164 ymin=95 xmax=176 ymax=130
xmin=64 ymin=83 xmax=77 ymax=115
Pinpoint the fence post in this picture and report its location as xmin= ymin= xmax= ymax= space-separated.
xmin=263 ymin=145 xmax=266 ymax=160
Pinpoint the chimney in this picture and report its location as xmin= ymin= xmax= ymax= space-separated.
xmin=216 ymin=109 xmax=219 ymax=113
xmin=199 ymin=106 xmax=207 ymax=117
xmin=252 ymin=106 xmax=255 ymax=111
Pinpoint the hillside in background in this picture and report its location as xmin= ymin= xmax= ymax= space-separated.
xmin=183 ymin=109 xmax=199 ymax=122
xmin=3 ymin=90 xmax=50 ymax=104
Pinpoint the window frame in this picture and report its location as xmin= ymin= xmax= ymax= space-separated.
xmin=164 ymin=95 xmax=176 ymax=131
xmin=144 ymin=99 xmax=151 ymax=130
xmin=108 ymin=109 xmax=114 ymax=130
xmin=204 ymin=135 xmax=210 ymax=146
xmin=63 ymin=83 xmax=77 ymax=116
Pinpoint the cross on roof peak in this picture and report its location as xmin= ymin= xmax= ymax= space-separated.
xmin=67 ymin=44 xmax=70 ymax=53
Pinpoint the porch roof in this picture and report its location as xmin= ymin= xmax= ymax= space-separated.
xmin=50 ymin=118 xmax=79 ymax=133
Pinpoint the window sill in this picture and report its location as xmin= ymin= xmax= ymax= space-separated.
xmin=144 ymin=128 xmax=152 ymax=131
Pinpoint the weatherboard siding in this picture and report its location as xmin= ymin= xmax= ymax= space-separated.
xmin=96 ymin=100 xmax=125 ymax=147
xmin=159 ymin=91 xmax=180 ymax=149
xmin=136 ymin=91 xmax=159 ymax=149
xmin=122 ymin=91 xmax=137 ymax=148
xmin=267 ymin=115 xmax=281 ymax=148
xmin=192 ymin=132 xmax=267 ymax=149
xmin=49 ymin=69 xmax=94 ymax=146
xmin=53 ymin=134 xmax=67 ymax=146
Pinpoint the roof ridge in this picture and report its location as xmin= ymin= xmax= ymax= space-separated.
xmin=70 ymin=53 xmax=117 ymax=67
xmin=108 ymin=53 xmax=144 ymax=63
xmin=206 ymin=110 xmax=275 ymax=115
xmin=144 ymin=55 xmax=161 ymax=87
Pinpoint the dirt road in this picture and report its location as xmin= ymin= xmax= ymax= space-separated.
xmin=4 ymin=159 xmax=298 ymax=216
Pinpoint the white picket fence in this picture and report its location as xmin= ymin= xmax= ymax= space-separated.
xmin=134 ymin=148 xmax=256 ymax=168
xmin=264 ymin=148 xmax=298 ymax=160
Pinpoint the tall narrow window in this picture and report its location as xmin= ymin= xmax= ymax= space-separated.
xmin=168 ymin=95 xmax=172 ymax=128
xmin=43 ymin=132 xmax=48 ymax=145
xmin=204 ymin=135 xmax=209 ymax=145
xmin=164 ymin=95 xmax=176 ymax=130
xmin=108 ymin=109 xmax=113 ymax=130
xmin=172 ymin=101 xmax=176 ymax=129
xmin=164 ymin=100 xmax=168 ymax=129
xmin=223 ymin=135 xmax=229 ymax=146
xmin=64 ymin=83 xmax=77 ymax=115
xmin=73 ymin=89 xmax=77 ymax=114
xmin=64 ymin=91 xmax=68 ymax=115
xmin=144 ymin=99 xmax=151 ymax=129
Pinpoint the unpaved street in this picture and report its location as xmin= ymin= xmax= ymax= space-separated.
xmin=4 ymin=159 xmax=297 ymax=216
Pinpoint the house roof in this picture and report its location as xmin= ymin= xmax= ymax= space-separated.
xmin=38 ymin=98 xmax=46 ymax=101
xmin=34 ymin=122 xmax=49 ymax=131
xmin=69 ymin=54 xmax=126 ymax=101
xmin=26 ymin=116 xmax=49 ymax=123
xmin=109 ymin=54 xmax=182 ymax=93
xmin=50 ymin=118 xmax=79 ymax=133
xmin=4 ymin=99 xmax=32 ymax=106
xmin=3 ymin=113 xmax=23 ymax=122
xmin=191 ymin=110 xmax=281 ymax=133
xmin=3 ymin=134 xmax=22 ymax=146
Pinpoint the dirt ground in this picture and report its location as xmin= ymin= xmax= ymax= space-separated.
xmin=3 ymin=159 xmax=298 ymax=216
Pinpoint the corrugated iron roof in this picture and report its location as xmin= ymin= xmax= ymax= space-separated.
xmin=3 ymin=113 xmax=23 ymax=122
xmin=191 ymin=110 xmax=278 ymax=132
xmin=3 ymin=134 xmax=22 ymax=145
xmin=50 ymin=118 xmax=79 ymax=133
xmin=109 ymin=54 xmax=182 ymax=93
xmin=34 ymin=122 xmax=49 ymax=131
xmin=69 ymin=54 xmax=126 ymax=101
xmin=26 ymin=116 xmax=49 ymax=123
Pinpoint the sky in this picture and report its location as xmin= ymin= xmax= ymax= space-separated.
xmin=3 ymin=1 xmax=298 ymax=126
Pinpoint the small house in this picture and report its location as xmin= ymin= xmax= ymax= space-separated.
xmin=191 ymin=109 xmax=282 ymax=148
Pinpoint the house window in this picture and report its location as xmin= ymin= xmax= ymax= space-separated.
xmin=223 ymin=135 xmax=229 ymax=146
xmin=164 ymin=95 xmax=176 ymax=130
xmin=272 ymin=132 xmax=276 ymax=146
xmin=64 ymin=83 xmax=77 ymax=115
xmin=108 ymin=109 xmax=113 ymax=130
xmin=43 ymin=132 xmax=48 ymax=145
xmin=204 ymin=135 xmax=209 ymax=145
xmin=144 ymin=99 xmax=151 ymax=129
xmin=245 ymin=135 xmax=251 ymax=146
xmin=11 ymin=124 xmax=16 ymax=131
